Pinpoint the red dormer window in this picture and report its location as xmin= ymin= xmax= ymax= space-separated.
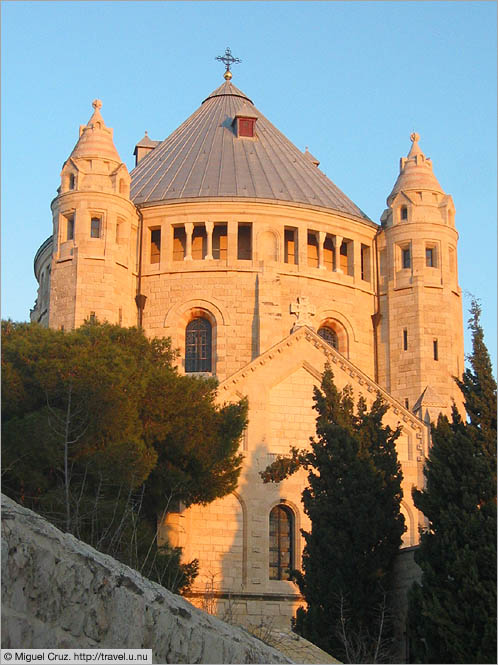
xmin=238 ymin=117 xmax=256 ymax=138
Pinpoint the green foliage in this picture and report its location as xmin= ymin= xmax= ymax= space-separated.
xmin=261 ymin=366 xmax=405 ymax=662
xmin=456 ymin=298 xmax=497 ymax=471
xmin=408 ymin=301 xmax=497 ymax=663
xmin=2 ymin=320 xmax=247 ymax=592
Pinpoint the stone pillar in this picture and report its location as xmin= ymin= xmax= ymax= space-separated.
xmin=353 ymin=239 xmax=362 ymax=283
xmin=184 ymin=222 xmax=193 ymax=261
xmin=227 ymin=221 xmax=237 ymax=263
xmin=334 ymin=235 xmax=343 ymax=273
xmin=205 ymin=221 xmax=214 ymax=260
xmin=318 ymin=231 xmax=326 ymax=270
xmin=298 ymin=226 xmax=307 ymax=267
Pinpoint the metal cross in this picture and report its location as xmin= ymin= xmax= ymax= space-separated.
xmin=215 ymin=47 xmax=241 ymax=74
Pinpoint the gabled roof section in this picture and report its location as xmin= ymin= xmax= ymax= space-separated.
xmin=130 ymin=80 xmax=371 ymax=222
xmin=219 ymin=326 xmax=425 ymax=434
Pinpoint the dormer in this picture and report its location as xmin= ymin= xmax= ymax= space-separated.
xmin=233 ymin=104 xmax=258 ymax=138
xmin=134 ymin=131 xmax=160 ymax=166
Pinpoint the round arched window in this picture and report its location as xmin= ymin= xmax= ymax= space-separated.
xmin=269 ymin=505 xmax=294 ymax=580
xmin=185 ymin=318 xmax=212 ymax=373
xmin=318 ymin=326 xmax=338 ymax=349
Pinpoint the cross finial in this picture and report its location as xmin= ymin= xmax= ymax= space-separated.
xmin=215 ymin=47 xmax=241 ymax=80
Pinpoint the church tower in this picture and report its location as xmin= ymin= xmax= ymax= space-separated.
xmin=377 ymin=133 xmax=464 ymax=420
xmin=48 ymin=100 xmax=138 ymax=330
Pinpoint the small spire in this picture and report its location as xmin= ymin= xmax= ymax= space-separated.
xmin=408 ymin=131 xmax=423 ymax=158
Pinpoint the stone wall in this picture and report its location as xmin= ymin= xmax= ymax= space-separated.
xmin=1 ymin=494 xmax=291 ymax=664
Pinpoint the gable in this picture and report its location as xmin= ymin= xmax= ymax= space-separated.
xmin=218 ymin=326 xmax=428 ymax=464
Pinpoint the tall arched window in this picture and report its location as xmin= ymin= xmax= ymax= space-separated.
xmin=269 ymin=505 xmax=294 ymax=580
xmin=185 ymin=318 xmax=212 ymax=373
xmin=318 ymin=326 xmax=338 ymax=349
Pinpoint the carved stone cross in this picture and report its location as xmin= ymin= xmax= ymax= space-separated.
xmin=290 ymin=296 xmax=316 ymax=332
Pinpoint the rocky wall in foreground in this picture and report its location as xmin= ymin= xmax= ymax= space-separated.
xmin=1 ymin=495 xmax=291 ymax=664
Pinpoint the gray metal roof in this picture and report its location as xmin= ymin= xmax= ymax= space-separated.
xmin=130 ymin=81 xmax=370 ymax=221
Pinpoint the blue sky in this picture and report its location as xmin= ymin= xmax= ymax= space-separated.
xmin=2 ymin=1 xmax=496 ymax=373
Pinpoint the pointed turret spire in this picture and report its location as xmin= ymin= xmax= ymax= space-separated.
xmin=387 ymin=132 xmax=444 ymax=204
xmin=69 ymin=99 xmax=122 ymax=163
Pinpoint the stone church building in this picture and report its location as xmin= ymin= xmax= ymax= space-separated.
xmin=31 ymin=67 xmax=464 ymax=628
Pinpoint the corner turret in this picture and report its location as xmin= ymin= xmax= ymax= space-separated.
xmin=376 ymin=133 xmax=464 ymax=418
xmin=47 ymin=100 xmax=139 ymax=330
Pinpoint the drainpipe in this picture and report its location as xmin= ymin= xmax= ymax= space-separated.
xmin=135 ymin=206 xmax=146 ymax=328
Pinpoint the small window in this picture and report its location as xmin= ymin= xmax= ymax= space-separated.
xmin=150 ymin=228 xmax=161 ymax=264
xmin=237 ymin=224 xmax=252 ymax=260
xmin=405 ymin=398 xmax=409 ymax=409
xmin=118 ymin=308 xmax=122 ymax=326
xmin=238 ymin=118 xmax=255 ymax=138
xmin=307 ymin=231 xmax=319 ymax=268
xmin=318 ymin=326 xmax=338 ymax=349
xmin=361 ymin=244 xmax=371 ymax=281
xmin=119 ymin=179 xmax=126 ymax=194
xmin=65 ymin=213 xmax=75 ymax=241
xmin=89 ymin=311 xmax=96 ymax=324
xmin=323 ymin=235 xmax=334 ymax=271
xmin=269 ymin=505 xmax=294 ymax=581
xmin=213 ymin=224 xmax=227 ymax=260
xmin=192 ymin=226 xmax=207 ymax=260
xmin=173 ymin=227 xmax=186 ymax=261
xmin=402 ymin=247 xmax=411 ymax=269
xmin=185 ymin=318 xmax=212 ymax=373
xmin=91 ymin=217 xmax=101 ymax=238
xmin=69 ymin=174 xmax=75 ymax=190
xmin=403 ymin=329 xmax=408 ymax=351
xmin=426 ymin=247 xmax=436 ymax=267
xmin=433 ymin=340 xmax=439 ymax=361
xmin=340 ymin=241 xmax=352 ymax=274
xmin=284 ymin=228 xmax=297 ymax=265
xmin=401 ymin=205 xmax=408 ymax=221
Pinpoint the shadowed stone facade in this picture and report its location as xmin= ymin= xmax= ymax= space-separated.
xmin=31 ymin=76 xmax=464 ymax=630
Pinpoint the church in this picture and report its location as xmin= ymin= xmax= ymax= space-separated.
xmin=31 ymin=54 xmax=464 ymax=629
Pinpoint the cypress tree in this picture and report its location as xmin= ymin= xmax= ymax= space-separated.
xmin=408 ymin=301 xmax=497 ymax=663
xmin=271 ymin=367 xmax=405 ymax=662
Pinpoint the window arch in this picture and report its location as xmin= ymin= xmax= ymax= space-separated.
xmin=269 ymin=504 xmax=294 ymax=580
xmin=317 ymin=317 xmax=350 ymax=356
xmin=185 ymin=318 xmax=212 ymax=373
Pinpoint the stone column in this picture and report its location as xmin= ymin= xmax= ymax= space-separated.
xmin=298 ymin=226 xmax=308 ymax=267
xmin=353 ymin=239 xmax=362 ymax=283
xmin=334 ymin=235 xmax=343 ymax=273
xmin=227 ymin=221 xmax=237 ymax=263
xmin=318 ymin=231 xmax=326 ymax=270
xmin=205 ymin=221 xmax=213 ymax=260
xmin=184 ymin=222 xmax=193 ymax=261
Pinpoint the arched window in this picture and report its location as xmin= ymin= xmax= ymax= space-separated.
xmin=318 ymin=326 xmax=338 ymax=349
xmin=185 ymin=318 xmax=212 ymax=373
xmin=269 ymin=505 xmax=294 ymax=580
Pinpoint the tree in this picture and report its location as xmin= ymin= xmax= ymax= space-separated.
xmin=408 ymin=301 xmax=497 ymax=663
xmin=262 ymin=367 xmax=405 ymax=662
xmin=456 ymin=298 xmax=497 ymax=472
xmin=2 ymin=320 xmax=247 ymax=591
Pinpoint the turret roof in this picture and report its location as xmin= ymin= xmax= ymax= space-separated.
xmin=388 ymin=132 xmax=444 ymax=204
xmin=69 ymin=100 xmax=122 ymax=163
xmin=130 ymin=80 xmax=370 ymax=221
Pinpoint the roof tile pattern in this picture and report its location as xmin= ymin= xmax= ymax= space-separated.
xmin=130 ymin=81 xmax=369 ymax=221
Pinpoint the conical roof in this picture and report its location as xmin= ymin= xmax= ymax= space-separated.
xmin=388 ymin=132 xmax=444 ymax=204
xmin=69 ymin=100 xmax=122 ymax=163
xmin=130 ymin=80 xmax=369 ymax=221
